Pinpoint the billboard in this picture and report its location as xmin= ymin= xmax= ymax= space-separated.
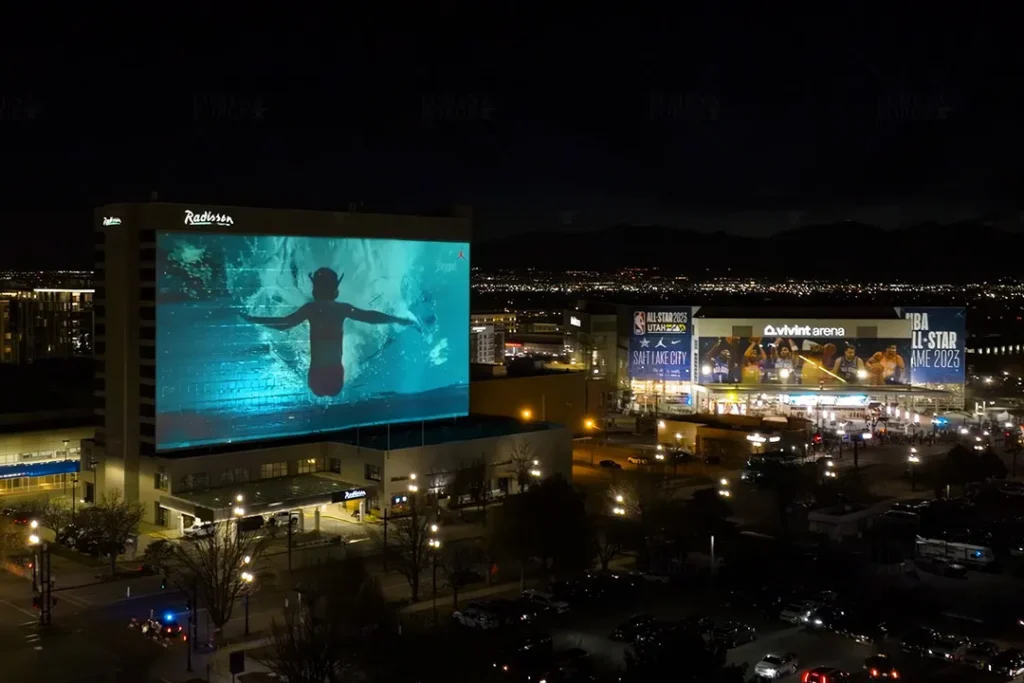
xmin=629 ymin=307 xmax=692 ymax=381
xmin=696 ymin=335 xmax=912 ymax=386
xmin=902 ymin=307 xmax=966 ymax=385
xmin=156 ymin=232 xmax=470 ymax=450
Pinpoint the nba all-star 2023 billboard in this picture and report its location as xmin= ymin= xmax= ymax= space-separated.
xmin=902 ymin=306 xmax=966 ymax=386
xmin=155 ymin=232 xmax=470 ymax=450
xmin=629 ymin=307 xmax=692 ymax=381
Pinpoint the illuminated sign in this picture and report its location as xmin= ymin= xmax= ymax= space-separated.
xmin=184 ymin=210 xmax=234 ymax=227
xmin=570 ymin=316 xmax=582 ymax=328
xmin=102 ymin=217 xmax=122 ymax=226
xmin=904 ymin=307 xmax=965 ymax=385
xmin=471 ymin=326 xmax=487 ymax=333
xmin=343 ymin=489 xmax=367 ymax=501
xmin=763 ymin=324 xmax=846 ymax=337
xmin=634 ymin=310 xmax=688 ymax=335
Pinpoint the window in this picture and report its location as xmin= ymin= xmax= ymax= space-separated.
xmin=155 ymin=504 xmax=168 ymax=527
xmin=154 ymin=470 xmax=169 ymax=491
xmin=364 ymin=464 xmax=382 ymax=482
xmin=221 ymin=467 xmax=249 ymax=485
xmin=260 ymin=462 xmax=287 ymax=479
xmin=297 ymin=458 xmax=324 ymax=474
xmin=84 ymin=482 xmax=95 ymax=503
xmin=177 ymin=472 xmax=209 ymax=491
xmin=329 ymin=457 xmax=342 ymax=474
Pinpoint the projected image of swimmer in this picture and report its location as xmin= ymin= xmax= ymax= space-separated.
xmin=241 ymin=267 xmax=418 ymax=397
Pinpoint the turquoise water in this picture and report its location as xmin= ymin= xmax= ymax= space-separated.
xmin=156 ymin=232 xmax=470 ymax=450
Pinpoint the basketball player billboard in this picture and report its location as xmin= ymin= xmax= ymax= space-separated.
xmin=697 ymin=335 xmax=911 ymax=386
xmin=900 ymin=306 xmax=966 ymax=386
xmin=629 ymin=307 xmax=693 ymax=381
xmin=155 ymin=231 xmax=469 ymax=451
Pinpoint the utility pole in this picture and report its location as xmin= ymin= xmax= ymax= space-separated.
xmin=286 ymin=518 xmax=294 ymax=573
xmin=382 ymin=508 xmax=389 ymax=571
xmin=39 ymin=544 xmax=52 ymax=627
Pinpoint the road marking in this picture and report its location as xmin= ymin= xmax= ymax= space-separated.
xmin=59 ymin=593 xmax=92 ymax=607
xmin=0 ymin=599 xmax=39 ymax=619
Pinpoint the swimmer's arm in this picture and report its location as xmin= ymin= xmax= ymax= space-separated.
xmin=346 ymin=305 xmax=416 ymax=326
xmin=241 ymin=304 xmax=310 ymax=331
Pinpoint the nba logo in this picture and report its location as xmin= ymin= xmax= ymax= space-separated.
xmin=633 ymin=311 xmax=646 ymax=336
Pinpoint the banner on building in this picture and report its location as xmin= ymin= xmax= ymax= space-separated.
xmin=901 ymin=306 xmax=966 ymax=386
xmin=629 ymin=307 xmax=692 ymax=381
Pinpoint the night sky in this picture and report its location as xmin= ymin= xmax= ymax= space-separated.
xmin=0 ymin=8 xmax=1018 ymax=268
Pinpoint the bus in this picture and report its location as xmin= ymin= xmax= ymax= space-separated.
xmin=914 ymin=535 xmax=996 ymax=569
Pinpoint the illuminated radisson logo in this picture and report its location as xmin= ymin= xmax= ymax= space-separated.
xmin=102 ymin=217 xmax=121 ymax=226
xmin=184 ymin=210 xmax=234 ymax=227
xmin=763 ymin=324 xmax=846 ymax=337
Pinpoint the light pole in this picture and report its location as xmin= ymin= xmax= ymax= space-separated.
xmin=908 ymin=448 xmax=920 ymax=491
xmin=428 ymin=527 xmax=441 ymax=627
xmin=585 ymin=418 xmax=596 ymax=465
xmin=62 ymin=439 xmax=69 ymax=493
xmin=71 ymin=477 xmax=79 ymax=522
xmin=29 ymin=523 xmax=40 ymax=592
xmin=240 ymin=570 xmax=254 ymax=636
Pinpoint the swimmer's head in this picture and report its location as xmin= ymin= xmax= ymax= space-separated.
xmin=309 ymin=268 xmax=343 ymax=301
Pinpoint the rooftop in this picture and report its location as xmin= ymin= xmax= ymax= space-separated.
xmin=159 ymin=414 xmax=560 ymax=459
xmin=693 ymin=305 xmax=903 ymax=319
xmin=162 ymin=473 xmax=365 ymax=521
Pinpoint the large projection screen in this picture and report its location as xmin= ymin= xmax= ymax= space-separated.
xmin=156 ymin=232 xmax=470 ymax=450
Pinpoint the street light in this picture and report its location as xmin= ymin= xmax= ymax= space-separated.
xmin=612 ymin=506 xmax=626 ymax=516
xmin=233 ymin=506 xmax=245 ymax=517
xmin=428 ymin=531 xmax=442 ymax=627
xmin=240 ymin=571 xmax=254 ymax=635
xmin=521 ymin=408 xmax=532 ymax=421
xmin=657 ymin=420 xmax=666 ymax=430
xmin=718 ymin=478 xmax=731 ymax=497
xmin=615 ymin=494 xmax=624 ymax=503
xmin=235 ymin=494 xmax=244 ymax=503
xmin=28 ymin=533 xmax=40 ymax=545
xmin=530 ymin=469 xmax=542 ymax=478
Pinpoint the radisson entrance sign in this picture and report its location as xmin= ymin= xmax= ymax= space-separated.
xmin=762 ymin=324 xmax=846 ymax=337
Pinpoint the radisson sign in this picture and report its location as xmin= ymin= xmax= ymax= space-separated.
xmin=762 ymin=324 xmax=846 ymax=337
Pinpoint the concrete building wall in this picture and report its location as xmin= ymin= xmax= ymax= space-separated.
xmin=471 ymin=373 xmax=605 ymax=435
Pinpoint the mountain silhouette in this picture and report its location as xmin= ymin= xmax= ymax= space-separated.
xmin=474 ymin=221 xmax=1015 ymax=280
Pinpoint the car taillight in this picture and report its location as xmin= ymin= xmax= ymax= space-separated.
xmin=870 ymin=669 xmax=878 ymax=677
xmin=802 ymin=674 xmax=809 ymax=683
xmin=891 ymin=671 xmax=899 ymax=679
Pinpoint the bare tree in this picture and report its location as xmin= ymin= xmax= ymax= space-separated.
xmin=592 ymin=515 xmax=639 ymax=571
xmin=437 ymin=540 xmax=478 ymax=609
xmin=0 ymin=516 xmax=24 ymax=564
xmin=449 ymin=457 xmax=491 ymax=525
xmin=508 ymin=442 xmax=537 ymax=493
xmin=38 ymin=499 xmax=72 ymax=533
xmin=164 ymin=522 xmax=271 ymax=642
xmin=258 ymin=558 xmax=393 ymax=683
xmin=87 ymin=490 xmax=145 ymax=576
xmin=371 ymin=501 xmax=430 ymax=602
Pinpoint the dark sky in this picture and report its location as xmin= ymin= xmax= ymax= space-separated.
xmin=1 ymin=7 xmax=1019 ymax=268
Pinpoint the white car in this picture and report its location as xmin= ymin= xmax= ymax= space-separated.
xmin=183 ymin=521 xmax=216 ymax=540
xmin=452 ymin=606 xmax=498 ymax=630
xmin=627 ymin=455 xmax=650 ymax=466
xmin=521 ymin=589 xmax=569 ymax=614
xmin=779 ymin=601 xmax=816 ymax=624
xmin=754 ymin=652 xmax=799 ymax=678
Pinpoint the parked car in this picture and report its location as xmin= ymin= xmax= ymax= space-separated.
xmin=453 ymin=605 xmax=498 ymax=630
xmin=863 ymin=654 xmax=900 ymax=679
xmin=183 ymin=521 xmax=216 ymax=540
xmin=901 ymin=626 xmax=937 ymax=655
xmin=610 ymin=615 xmax=655 ymax=642
xmin=598 ymin=460 xmax=621 ymax=469
xmin=266 ymin=510 xmax=299 ymax=528
xmin=520 ymin=589 xmax=569 ymax=614
xmin=805 ymin=606 xmax=844 ymax=630
xmin=928 ymin=634 xmax=968 ymax=661
xmin=802 ymin=667 xmax=850 ymax=683
xmin=916 ymin=557 xmax=968 ymax=578
xmin=961 ymin=640 xmax=1000 ymax=669
xmin=836 ymin=616 xmax=888 ymax=645
xmin=779 ymin=601 xmax=816 ymax=624
xmin=754 ymin=652 xmax=799 ymax=678
xmin=710 ymin=621 xmax=756 ymax=648
xmin=989 ymin=648 xmax=1024 ymax=678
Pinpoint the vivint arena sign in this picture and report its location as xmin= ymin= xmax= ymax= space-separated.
xmin=762 ymin=324 xmax=846 ymax=337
